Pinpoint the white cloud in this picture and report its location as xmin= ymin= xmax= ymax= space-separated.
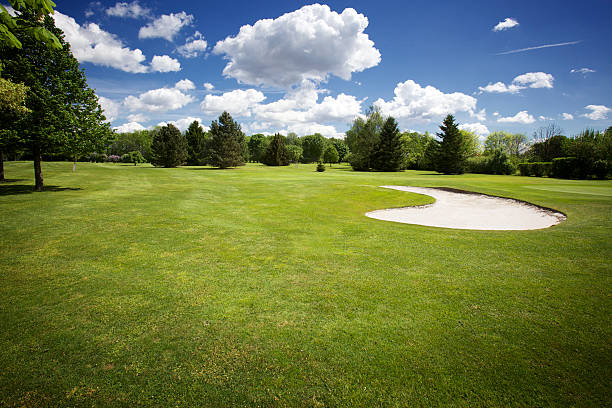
xmin=561 ymin=113 xmax=574 ymax=120
xmin=98 ymin=96 xmax=120 ymax=122
xmin=213 ymin=4 xmax=381 ymax=88
xmin=582 ymin=105 xmax=611 ymax=120
xmin=177 ymin=31 xmax=207 ymax=58
xmin=471 ymin=108 xmax=487 ymax=122
xmin=127 ymin=113 xmax=149 ymax=122
xmin=124 ymin=81 xmax=196 ymax=112
xmin=53 ymin=11 xmax=148 ymax=73
xmin=374 ymin=80 xmax=478 ymax=121
xmin=203 ymin=83 xmax=215 ymax=91
xmin=493 ymin=111 xmax=499 ymax=117
xmin=106 ymin=1 xmax=150 ymax=19
xmin=538 ymin=115 xmax=553 ymax=121
xmin=497 ymin=111 xmax=536 ymax=124
xmin=493 ymin=17 xmax=519 ymax=32
xmin=201 ymin=89 xmax=266 ymax=117
xmin=175 ymin=79 xmax=196 ymax=91
xmin=114 ymin=121 xmax=146 ymax=133
xmin=150 ymin=55 xmax=181 ymax=72
xmin=478 ymin=72 xmax=553 ymax=94
xmin=459 ymin=123 xmax=490 ymax=137
xmin=513 ymin=72 xmax=554 ymax=88
xmin=157 ymin=117 xmax=209 ymax=132
xmin=570 ymin=68 xmax=595 ymax=74
xmin=138 ymin=12 xmax=193 ymax=42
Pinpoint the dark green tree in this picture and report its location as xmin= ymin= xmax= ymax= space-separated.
xmin=2 ymin=13 xmax=112 ymax=190
xmin=329 ymin=138 xmax=349 ymax=162
xmin=185 ymin=120 xmax=208 ymax=165
xmin=435 ymin=114 xmax=468 ymax=174
xmin=301 ymin=133 xmax=326 ymax=163
xmin=371 ymin=116 xmax=402 ymax=171
xmin=0 ymin=0 xmax=60 ymax=51
xmin=122 ymin=150 xmax=145 ymax=166
xmin=151 ymin=124 xmax=187 ymax=168
xmin=262 ymin=133 xmax=289 ymax=166
xmin=345 ymin=106 xmax=383 ymax=171
xmin=322 ymin=144 xmax=339 ymax=166
xmin=247 ymin=133 xmax=269 ymax=163
xmin=208 ymin=111 xmax=245 ymax=169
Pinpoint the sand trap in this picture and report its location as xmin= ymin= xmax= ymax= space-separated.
xmin=366 ymin=186 xmax=566 ymax=230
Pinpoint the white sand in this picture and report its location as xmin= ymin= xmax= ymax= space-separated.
xmin=365 ymin=186 xmax=566 ymax=230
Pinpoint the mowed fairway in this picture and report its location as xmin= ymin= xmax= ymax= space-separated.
xmin=1 ymin=162 xmax=610 ymax=407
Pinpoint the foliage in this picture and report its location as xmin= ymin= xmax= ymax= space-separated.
xmin=371 ymin=116 xmax=402 ymax=171
xmin=262 ymin=133 xmax=289 ymax=166
xmin=345 ymin=106 xmax=383 ymax=171
xmin=435 ymin=114 xmax=468 ymax=174
xmin=301 ymin=133 xmax=327 ymax=163
xmin=1 ymin=13 xmax=112 ymax=190
xmin=519 ymin=162 xmax=553 ymax=177
xmin=108 ymin=130 xmax=153 ymax=161
xmin=0 ymin=0 xmax=61 ymax=52
xmin=88 ymin=152 xmax=106 ymax=163
xmin=322 ymin=144 xmax=339 ymax=166
xmin=466 ymin=150 xmax=516 ymax=175
xmin=316 ymin=162 xmax=326 ymax=172
xmin=484 ymin=131 xmax=527 ymax=157
xmin=185 ymin=120 xmax=209 ymax=165
xmin=247 ymin=133 xmax=269 ymax=163
xmin=106 ymin=154 xmax=121 ymax=163
xmin=122 ymin=150 xmax=145 ymax=166
xmin=459 ymin=129 xmax=481 ymax=157
xmin=400 ymin=131 xmax=435 ymax=170
xmin=208 ymin=112 xmax=246 ymax=169
xmin=151 ymin=124 xmax=187 ymax=168
xmin=529 ymin=135 xmax=569 ymax=162
xmin=329 ymin=138 xmax=349 ymax=162
xmin=286 ymin=144 xmax=302 ymax=163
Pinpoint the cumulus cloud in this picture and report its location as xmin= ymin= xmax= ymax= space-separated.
xmin=561 ymin=113 xmax=574 ymax=120
xmin=493 ymin=17 xmax=519 ymax=32
xmin=124 ymin=80 xmax=196 ymax=112
xmin=157 ymin=117 xmax=209 ymax=132
xmin=98 ymin=96 xmax=120 ymax=122
xmin=139 ymin=11 xmax=193 ymax=42
xmin=538 ymin=115 xmax=553 ymax=121
xmin=213 ymin=4 xmax=381 ymax=88
xmin=114 ymin=121 xmax=146 ymax=133
xmin=459 ymin=122 xmax=490 ymax=137
xmin=175 ymin=79 xmax=196 ymax=91
xmin=201 ymin=89 xmax=266 ymax=117
xmin=479 ymin=72 xmax=554 ymax=94
xmin=127 ymin=113 xmax=149 ymax=122
xmin=177 ymin=31 xmax=208 ymax=58
xmin=106 ymin=1 xmax=151 ymax=19
xmin=203 ymin=83 xmax=215 ymax=91
xmin=497 ymin=111 xmax=535 ymax=124
xmin=570 ymin=68 xmax=595 ymax=75
xmin=150 ymin=55 xmax=181 ymax=72
xmin=374 ymin=80 xmax=478 ymax=121
xmin=53 ymin=11 xmax=148 ymax=73
xmin=582 ymin=105 xmax=611 ymax=120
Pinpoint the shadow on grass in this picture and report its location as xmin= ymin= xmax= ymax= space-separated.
xmin=0 ymin=184 xmax=82 ymax=196
xmin=0 ymin=179 xmax=28 ymax=183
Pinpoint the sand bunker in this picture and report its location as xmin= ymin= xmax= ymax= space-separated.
xmin=366 ymin=186 xmax=566 ymax=230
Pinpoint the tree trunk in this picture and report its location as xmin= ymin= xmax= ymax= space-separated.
xmin=0 ymin=150 xmax=5 ymax=182
xmin=33 ymin=146 xmax=43 ymax=191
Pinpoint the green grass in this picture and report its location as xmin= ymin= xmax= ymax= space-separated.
xmin=1 ymin=161 xmax=610 ymax=407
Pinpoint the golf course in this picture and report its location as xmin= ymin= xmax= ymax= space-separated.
xmin=0 ymin=161 xmax=610 ymax=407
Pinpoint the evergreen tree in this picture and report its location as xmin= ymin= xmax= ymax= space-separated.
xmin=371 ymin=116 xmax=402 ymax=171
xmin=2 ymin=13 xmax=112 ymax=190
xmin=322 ymin=144 xmax=339 ymax=166
xmin=262 ymin=133 xmax=289 ymax=166
xmin=151 ymin=124 xmax=187 ymax=168
xmin=185 ymin=120 xmax=208 ymax=165
xmin=208 ymin=112 xmax=246 ymax=169
xmin=435 ymin=114 xmax=468 ymax=174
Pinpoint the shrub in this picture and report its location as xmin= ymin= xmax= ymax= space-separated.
xmin=518 ymin=162 xmax=552 ymax=177
xmin=592 ymin=160 xmax=609 ymax=179
xmin=467 ymin=150 xmax=516 ymax=175
xmin=518 ymin=162 xmax=531 ymax=176
xmin=552 ymin=157 xmax=578 ymax=179
xmin=316 ymin=162 xmax=326 ymax=172
xmin=107 ymin=154 xmax=121 ymax=163
xmin=122 ymin=151 xmax=145 ymax=165
xmin=89 ymin=152 xmax=106 ymax=163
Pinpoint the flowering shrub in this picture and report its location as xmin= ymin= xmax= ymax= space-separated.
xmin=107 ymin=155 xmax=121 ymax=163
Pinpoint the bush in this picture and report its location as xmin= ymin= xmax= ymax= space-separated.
xmin=106 ymin=154 xmax=121 ymax=163
xmin=518 ymin=162 xmax=531 ymax=176
xmin=592 ymin=160 xmax=610 ymax=179
xmin=551 ymin=157 xmax=578 ymax=179
xmin=518 ymin=162 xmax=552 ymax=177
xmin=89 ymin=152 xmax=106 ymax=163
xmin=466 ymin=150 xmax=516 ymax=175
xmin=316 ymin=162 xmax=326 ymax=172
xmin=122 ymin=151 xmax=145 ymax=165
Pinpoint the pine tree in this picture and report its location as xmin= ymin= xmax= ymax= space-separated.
xmin=151 ymin=124 xmax=188 ymax=167
xmin=371 ymin=116 xmax=402 ymax=171
xmin=208 ymin=112 xmax=246 ymax=169
xmin=435 ymin=114 xmax=468 ymax=174
xmin=262 ymin=133 xmax=290 ymax=166
xmin=185 ymin=120 xmax=208 ymax=165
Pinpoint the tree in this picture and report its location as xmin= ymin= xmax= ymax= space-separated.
xmin=435 ymin=114 xmax=468 ymax=174
xmin=371 ymin=116 xmax=402 ymax=171
xmin=185 ymin=120 xmax=208 ymax=165
xmin=322 ymin=144 xmax=339 ymax=166
xmin=2 ymin=13 xmax=112 ymax=190
xmin=301 ymin=133 xmax=327 ymax=163
xmin=247 ymin=133 xmax=269 ymax=163
xmin=286 ymin=144 xmax=302 ymax=164
xmin=0 ymin=78 xmax=28 ymax=181
xmin=345 ymin=106 xmax=383 ymax=171
xmin=484 ymin=131 xmax=527 ymax=157
xmin=122 ymin=150 xmax=145 ymax=166
xmin=151 ymin=124 xmax=187 ymax=167
xmin=108 ymin=130 xmax=154 ymax=162
xmin=262 ymin=133 xmax=289 ymax=166
xmin=0 ymin=0 xmax=60 ymax=52
xmin=329 ymin=138 xmax=349 ymax=162
xmin=208 ymin=111 xmax=245 ymax=169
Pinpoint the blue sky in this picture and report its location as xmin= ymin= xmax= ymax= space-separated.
xmin=45 ymin=0 xmax=612 ymax=138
